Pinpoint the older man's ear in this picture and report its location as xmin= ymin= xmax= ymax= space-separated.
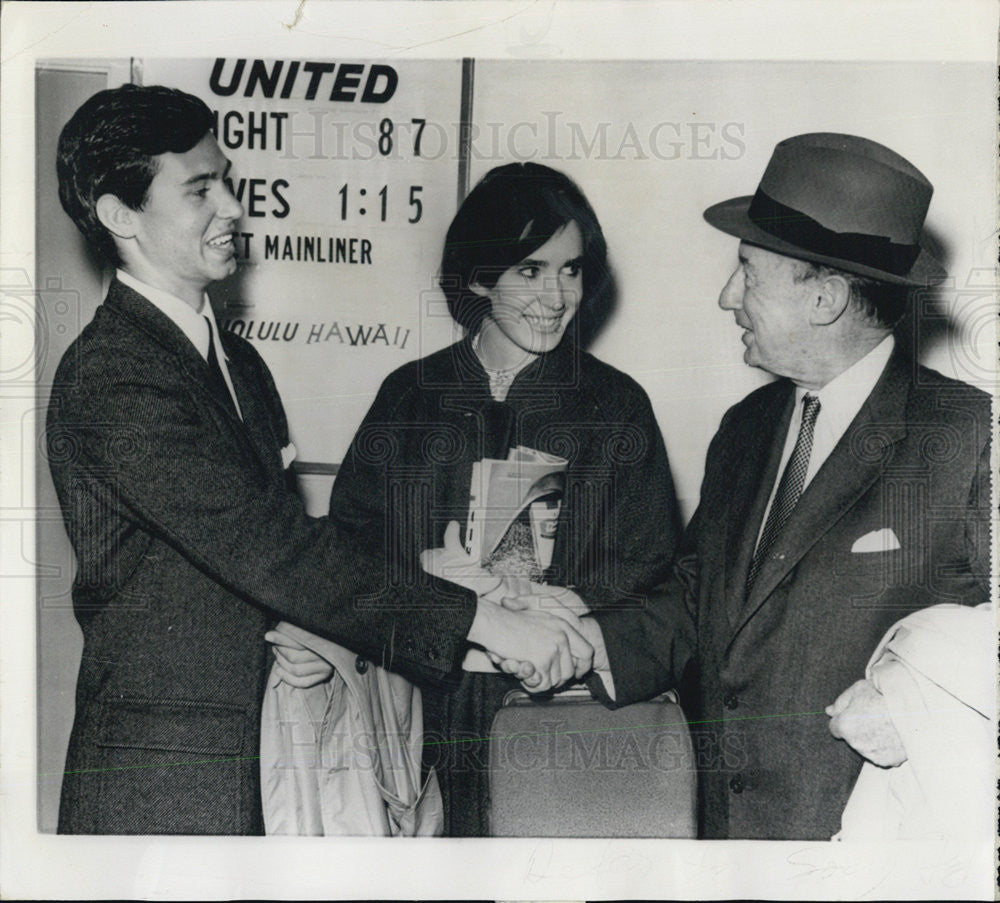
xmin=807 ymin=272 xmax=851 ymax=326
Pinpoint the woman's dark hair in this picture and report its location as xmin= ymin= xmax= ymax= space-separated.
xmin=440 ymin=162 xmax=610 ymax=333
xmin=57 ymin=84 xmax=216 ymax=266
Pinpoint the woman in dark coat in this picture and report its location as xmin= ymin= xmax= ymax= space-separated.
xmin=327 ymin=162 xmax=681 ymax=835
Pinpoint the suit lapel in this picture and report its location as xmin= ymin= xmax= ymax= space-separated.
xmin=222 ymin=341 xmax=286 ymax=479
xmin=729 ymin=351 xmax=911 ymax=647
xmin=106 ymin=278 xmax=205 ymax=367
xmin=721 ymin=384 xmax=795 ymax=628
xmin=106 ymin=280 xmax=275 ymax=474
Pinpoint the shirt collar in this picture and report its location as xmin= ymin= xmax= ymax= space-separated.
xmin=795 ymin=333 xmax=895 ymax=435
xmin=116 ymin=269 xmax=218 ymax=361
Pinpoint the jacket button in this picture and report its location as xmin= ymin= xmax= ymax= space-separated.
xmin=724 ymin=693 xmax=739 ymax=710
xmin=355 ymin=656 xmax=368 ymax=674
xmin=729 ymin=775 xmax=744 ymax=794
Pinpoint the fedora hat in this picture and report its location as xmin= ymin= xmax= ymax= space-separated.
xmin=703 ymin=133 xmax=946 ymax=286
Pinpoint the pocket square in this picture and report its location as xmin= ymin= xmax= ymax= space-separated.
xmin=280 ymin=442 xmax=297 ymax=470
xmin=851 ymin=527 xmax=900 ymax=553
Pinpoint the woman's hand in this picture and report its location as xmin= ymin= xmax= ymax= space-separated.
xmin=265 ymin=622 xmax=335 ymax=689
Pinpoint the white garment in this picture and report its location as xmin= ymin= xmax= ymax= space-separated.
xmin=834 ymin=603 xmax=996 ymax=841
xmin=259 ymin=623 xmax=443 ymax=836
xmin=759 ymin=335 xmax=894 ymax=545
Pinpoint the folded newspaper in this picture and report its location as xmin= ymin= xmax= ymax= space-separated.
xmin=463 ymin=446 xmax=568 ymax=673
xmin=464 ymin=445 xmax=567 ymax=573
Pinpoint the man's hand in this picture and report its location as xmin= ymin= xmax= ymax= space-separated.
xmin=467 ymin=598 xmax=594 ymax=693
xmin=420 ymin=520 xmax=502 ymax=596
xmin=264 ymin=622 xmax=334 ymax=689
xmin=428 ymin=521 xmax=595 ymax=690
xmin=493 ymin=587 xmax=608 ymax=690
xmin=826 ymin=678 xmax=907 ymax=767
xmin=500 ymin=585 xmax=592 ymax=688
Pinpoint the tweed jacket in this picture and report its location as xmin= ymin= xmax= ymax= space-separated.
xmin=592 ymin=349 xmax=991 ymax=839
xmin=327 ymin=337 xmax=681 ymax=834
xmin=47 ymin=280 xmax=477 ymax=834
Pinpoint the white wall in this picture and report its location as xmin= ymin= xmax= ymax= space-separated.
xmin=473 ymin=60 xmax=997 ymax=517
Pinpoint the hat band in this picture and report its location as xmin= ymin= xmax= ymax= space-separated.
xmin=747 ymin=191 xmax=920 ymax=277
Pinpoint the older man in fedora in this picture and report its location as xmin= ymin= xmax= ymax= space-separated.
xmin=561 ymin=133 xmax=991 ymax=839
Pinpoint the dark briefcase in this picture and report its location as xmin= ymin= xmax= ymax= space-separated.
xmin=488 ymin=686 xmax=696 ymax=837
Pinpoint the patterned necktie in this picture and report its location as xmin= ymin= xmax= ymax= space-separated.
xmin=204 ymin=317 xmax=238 ymax=417
xmin=746 ymin=394 xmax=821 ymax=593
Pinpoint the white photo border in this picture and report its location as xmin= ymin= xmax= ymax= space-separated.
xmin=2 ymin=2 xmax=997 ymax=900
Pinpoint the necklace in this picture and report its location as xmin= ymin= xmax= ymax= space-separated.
xmin=472 ymin=331 xmax=525 ymax=400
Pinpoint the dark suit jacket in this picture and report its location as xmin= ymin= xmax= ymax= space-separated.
xmin=592 ymin=349 xmax=991 ymax=839
xmin=47 ymin=279 xmax=477 ymax=834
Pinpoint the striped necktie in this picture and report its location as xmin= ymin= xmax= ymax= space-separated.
xmin=746 ymin=394 xmax=821 ymax=593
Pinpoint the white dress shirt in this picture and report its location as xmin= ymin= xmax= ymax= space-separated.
xmin=758 ymin=334 xmax=895 ymax=543
xmin=117 ymin=269 xmax=243 ymax=419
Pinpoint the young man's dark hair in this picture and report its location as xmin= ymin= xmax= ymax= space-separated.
xmin=56 ymin=83 xmax=215 ymax=266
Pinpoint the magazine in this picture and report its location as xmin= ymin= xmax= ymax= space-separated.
xmin=462 ymin=446 xmax=568 ymax=673
xmin=464 ymin=445 xmax=567 ymax=575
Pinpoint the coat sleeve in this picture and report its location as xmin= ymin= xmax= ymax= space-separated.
xmin=47 ymin=351 xmax=476 ymax=687
xmin=584 ymin=397 xmax=748 ymax=706
xmin=326 ymin=368 xmax=475 ymax=688
xmin=966 ymin=439 xmax=992 ymax=596
xmin=586 ymin=523 xmax=698 ymax=708
xmin=579 ymin=381 xmax=693 ymax=706
xmin=873 ymin=603 xmax=996 ymax=719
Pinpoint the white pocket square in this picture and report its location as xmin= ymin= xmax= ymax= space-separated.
xmin=851 ymin=528 xmax=900 ymax=553
xmin=280 ymin=442 xmax=297 ymax=470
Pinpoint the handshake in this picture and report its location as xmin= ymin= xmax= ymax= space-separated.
xmin=266 ymin=521 xmax=608 ymax=695
xmin=421 ymin=521 xmax=605 ymax=693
